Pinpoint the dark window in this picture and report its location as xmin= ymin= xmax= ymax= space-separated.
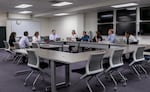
xmin=98 ymin=11 xmax=113 ymax=23
xmin=117 ymin=9 xmax=136 ymax=22
xmin=98 ymin=24 xmax=113 ymax=35
xmin=140 ymin=22 xmax=150 ymax=35
xmin=116 ymin=22 xmax=136 ymax=35
xmin=140 ymin=6 xmax=150 ymax=20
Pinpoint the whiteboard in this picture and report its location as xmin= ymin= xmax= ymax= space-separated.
xmin=11 ymin=20 xmax=41 ymax=37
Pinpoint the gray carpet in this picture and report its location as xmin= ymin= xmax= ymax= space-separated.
xmin=0 ymin=49 xmax=150 ymax=92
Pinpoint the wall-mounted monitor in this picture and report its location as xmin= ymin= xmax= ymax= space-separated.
xmin=117 ymin=9 xmax=136 ymax=22
xmin=140 ymin=22 xmax=150 ymax=35
xmin=140 ymin=7 xmax=150 ymax=20
xmin=97 ymin=11 xmax=113 ymax=23
xmin=98 ymin=24 xmax=113 ymax=35
xmin=116 ymin=22 xmax=136 ymax=35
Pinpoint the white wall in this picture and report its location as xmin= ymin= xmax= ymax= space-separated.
xmin=84 ymin=11 xmax=97 ymax=36
xmin=6 ymin=17 xmax=50 ymax=40
xmin=0 ymin=13 xmax=7 ymax=26
xmin=33 ymin=18 xmax=51 ymax=36
xmin=49 ymin=14 xmax=84 ymax=40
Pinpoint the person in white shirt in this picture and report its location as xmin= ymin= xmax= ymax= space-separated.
xmin=123 ymin=32 xmax=138 ymax=44
xmin=32 ymin=32 xmax=41 ymax=43
xmin=71 ymin=30 xmax=78 ymax=42
xmin=122 ymin=32 xmax=138 ymax=63
xmin=49 ymin=29 xmax=59 ymax=41
xmin=69 ymin=30 xmax=78 ymax=52
xmin=19 ymin=31 xmax=30 ymax=48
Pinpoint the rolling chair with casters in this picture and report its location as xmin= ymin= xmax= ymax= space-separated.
xmin=3 ymin=41 xmax=15 ymax=61
xmin=72 ymin=52 xmax=106 ymax=92
xmin=104 ymin=48 xmax=127 ymax=91
xmin=129 ymin=46 xmax=148 ymax=79
xmin=24 ymin=50 xmax=50 ymax=91
xmin=13 ymin=42 xmax=25 ymax=64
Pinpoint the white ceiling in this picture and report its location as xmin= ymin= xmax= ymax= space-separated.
xmin=0 ymin=0 xmax=150 ymax=17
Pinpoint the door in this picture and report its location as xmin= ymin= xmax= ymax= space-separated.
xmin=0 ymin=27 xmax=6 ymax=48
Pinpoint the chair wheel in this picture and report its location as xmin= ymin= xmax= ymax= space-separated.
xmin=45 ymin=88 xmax=50 ymax=92
xmin=123 ymin=82 xmax=127 ymax=87
xmin=138 ymin=77 xmax=141 ymax=80
xmin=32 ymin=87 xmax=36 ymax=91
xmin=113 ymin=87 xmax=117 ymax=91
xmin=24 ymin=83 xmax=27 ymax=86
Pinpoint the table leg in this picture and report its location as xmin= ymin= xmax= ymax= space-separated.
xmin=65 ymin=64 xmax=70 ymax=86
xmin=46 ymin=63 xmax=70 ymax=91
xmin=55 ymin=64 xmax=70 ymax=88
xmin=62 ymin=45 xmax=63 ymax=52
xmin=50 ymin=60 xmax=57 ymax=92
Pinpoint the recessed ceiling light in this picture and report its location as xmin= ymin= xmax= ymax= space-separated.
xmin=111 ymin=3 xmax=138 ymax=8
xmin=52 ymin=2 xmax=73 ymax=7
xmin=19 ymin=11 xmax=32 ymax=14
xmin=54 ymin=13 xmax=69 ymax=16
xmin=15 ymin=4 xmax=33 ymax=8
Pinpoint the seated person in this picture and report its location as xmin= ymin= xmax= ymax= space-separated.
xmin=122 ymin=32 xmax=138 ymax=62
xmin=107 ymin=29 xmax=116 ymax=43
xmin=49 ymin=29 xmax=59 ymax=41
xmin=9 ymin=32 xmax=16 ymax=48
xmin=93 ymin=31 xmax=103 ymax=42
xmin=80 ymin=31 xmax=89 ymax=52
xmin=32 ymin=32 xmax=41 ymax=43
xmin=81 ymin=31 xmax=89 ymax=42
xmin=19 ymin=31 xmax=30 ymax=48
xmin=71 ymin=30 xmax=78 ymax=42
xmin=123 ymin=32 xmax=138 ymax=44
xmin=69 ymin=30 xmax=78 ymax=52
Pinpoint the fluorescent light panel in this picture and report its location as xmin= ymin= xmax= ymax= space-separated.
xmin=15 ymin=4 xmax=33 ymax=8
xmin=54 ymin=13 xmax=69 ymax=16
xmin=52 ymin=2 xmax=73 ymax=7
xmin=111 ymin=3 xmax=138 ymax=8
xmin=19 ymin=11 xmax=32 ymax=14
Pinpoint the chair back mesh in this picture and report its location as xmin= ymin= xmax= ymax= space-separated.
xmin=86 ymin=53 xmax=105 ymax=74
xmin=13 ymin=42 xmax=20 ymax=49
xmin=3 ymin=41 xmax=10 ymax=50
xmin=27 ymin=50 xmax=39 ymax=69
xmin=32 ymin=43 xmax=39 ymax=48
xmin=134 ymin=46 xmax=145 ymax=60
xmin=110 ymin=49 xmax=124 ymax=67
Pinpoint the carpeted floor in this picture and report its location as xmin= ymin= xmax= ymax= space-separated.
xmin=0 ymin=49 xmax=150 ymax=92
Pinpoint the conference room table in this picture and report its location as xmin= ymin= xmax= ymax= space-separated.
xmin=14 ymin=45 xmax=138 ymax=92
xmin=39 ymin=44 xmax=63 ymax=50
xmin=40 ymin=41 xmax=127 ymax=53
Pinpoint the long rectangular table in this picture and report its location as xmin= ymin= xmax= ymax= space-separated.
xmin=14 ymin=44 xmax=138 ymax=92
xmin=37 ymin=41 xmax=150 ymax=52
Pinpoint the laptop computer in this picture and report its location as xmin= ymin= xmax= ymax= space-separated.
xmin=56 ymin=38 xmax=61 ymax=41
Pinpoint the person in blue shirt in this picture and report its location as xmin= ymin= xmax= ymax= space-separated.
xmin=80 ymin=31 xmax=89 ymax=52
xmin=81 ymin=31 xmax=89 ymax=41
xmin=107 ymin=29 xmax=116 ymax=43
